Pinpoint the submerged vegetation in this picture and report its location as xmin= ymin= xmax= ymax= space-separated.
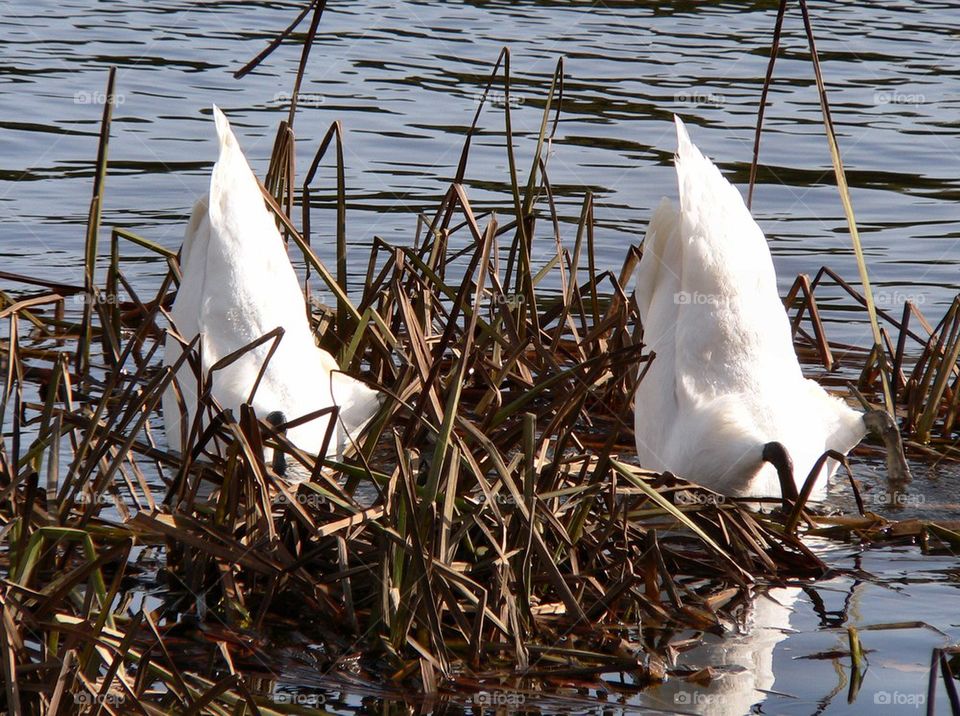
xmin=1 ymin=1 xmax=959 ymax=713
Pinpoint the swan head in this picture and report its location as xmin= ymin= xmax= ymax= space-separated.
xmin=264 ymin=410 xmax=287 ymax=477
xmin=862 ymin=409 xmax=912 ymax=483
xmin=761 ymin=441 xmax=797 ymax=508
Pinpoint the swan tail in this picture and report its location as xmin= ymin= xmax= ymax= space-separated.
xmin=208 ymin=105 xmax=267 ymax=232
xmin=674 ymin=114 xmax=723 ymax=204
xmin=673 ymin=115 xmax=774 ymax=288
xmin=674 ymin=114 xmax=744 ymax=245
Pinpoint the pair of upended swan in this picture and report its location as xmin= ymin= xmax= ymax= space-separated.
xmin=161 ymin=106 xmax=379 ymax=475
xmin=634 ymin=117 xmax=910 ymax=499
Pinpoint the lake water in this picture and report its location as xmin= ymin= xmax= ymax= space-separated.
xmin=3 ymin=0 xmax=960 ymax=713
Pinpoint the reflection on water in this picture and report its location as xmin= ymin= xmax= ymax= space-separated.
xmin=3 ymin=0 xmax=960 ymax=713
xmin=642 ymin=541 xmax=959 ymax=715
xmin=649 ymin=587 xmax=800 ymax=714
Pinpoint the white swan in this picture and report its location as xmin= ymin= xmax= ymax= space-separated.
xmin=162 ymin=105 xmax=380 ymax=475
xmin=633 ymin=117 xmax=909 ymax=499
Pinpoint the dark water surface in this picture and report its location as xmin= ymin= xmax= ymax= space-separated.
xmin=3 ymin=1 xmax=960 ymax=713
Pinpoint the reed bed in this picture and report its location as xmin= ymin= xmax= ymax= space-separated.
xmin=1 ymin=2 xmax=959 ymax=713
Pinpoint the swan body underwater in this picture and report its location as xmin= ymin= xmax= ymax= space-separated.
xmin=633 ymin=117 xmax=910 ymax=499
xmin=161 ymin=105 xmax=380 ymax=476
